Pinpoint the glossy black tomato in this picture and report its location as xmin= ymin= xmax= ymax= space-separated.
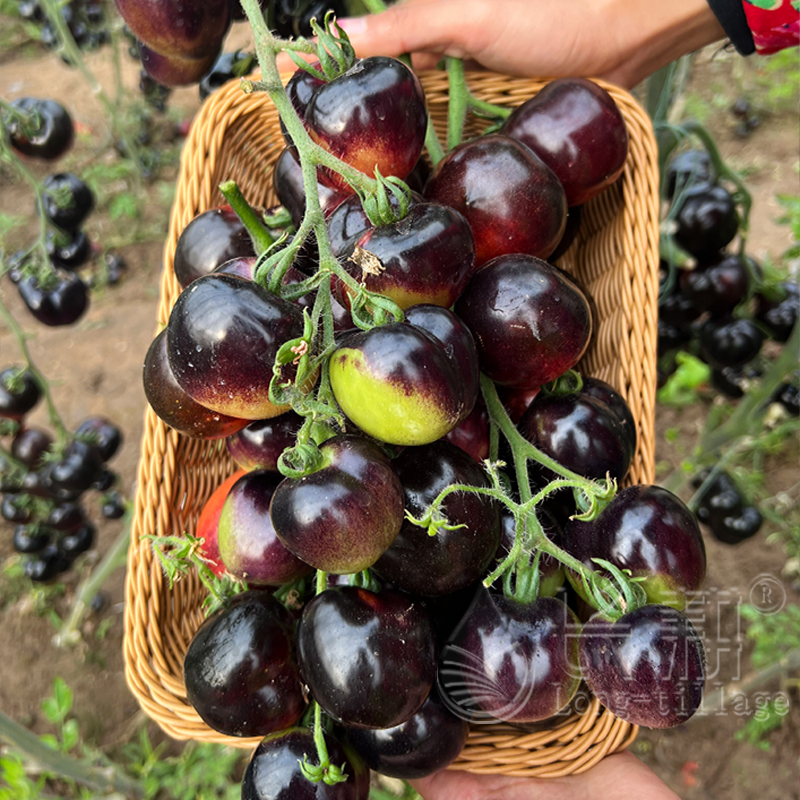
xmin=298 ymin=587 xmax=436 ymax=728
xmin=424 ymin=134 xmax=567 ymax=265
xmin=439 ymin=590 xmax=580 ymax=723
xmin=75 ymin=416 xmax=123 ymax=463
xmin=373 ymin=440 xmax=500 ymax=596
xmin=17 ymin=270 xmax=89 ymax=327
xmin=579 ymin=377 xmax=637 ymax=458
xmin=698 ymin=316 xmax=763 ymax=369
xmin=137 ymin=40 xmax=221 ymax=87
xmin=657 ymin=319 xmax=692 ymax=357
xmin=712 ymin=505 xmax=762 ymax=545
xmin=139 ymin=70 xmax=172 ymax=112
xmin=334 ymin=202 xmax=475 ymax=312
xmin=46 ymin=502 xmax=87 ymax=532
xmin=40 ymin=173 xmax=95 ymax=231
xmin=199 ymin=49 xmax=253 ymax=100
xmin=217 ymin=470 xmax=313 ymax=585
xmin=301 ymin=57 xmax=428 ymax=192
xmin=444 ymin=398 xmax=490 ymax=463
xmin=710 ymin=364 xmax=761 ymax=399
xmin=454 ymin=254 xmax=592 ymax=389
xmin=242 ymin=727 xmax=369 ymax=800
xmin=773 ymin=381 xmax=799 ymax=417
xmin=0 ymin=367 xmax=41 ymax=421
xmin=25 ymin=544 xmax=71 ymax=581
xmin=59 ymin=522 xmax=97 ymax=560
xmin=183 ymin=590 xmax=304 ymax=737
xmin=580 ymin=605 xmax=705 ymax=728
xmin=270 ymin=435 xmax=404 ymax=573
xmin=173 ymin=206 xmax=256 ymax=287
xmin=329 ymin=320 xmax=475 ymax=446
xmin=11 ymin=427 xmax=53 ymax=468
xmin=659 ymin=283 xmax=701 ymax=328
xmin=501 ymin=78 xmax=628 ymax=207
xmin=225 ymin=412 xmax=303 ymax=471
xmin=341 ymin=689 xmax=469 ymax=779
xmin=45 ymin=229 xmax=91 ymax=271
xmin=166 ymin=273 xmax=305 ymax=420
xmin=143 ymin=329 xmax=249 ymax=439
xmin=48 ymin=439 xmax=104 ymax=494
xmin=679 ymin=253 xmax=750 ymax=315
xmin=518 ymin=391 xmax=632 ymax=482
xmin=673 ymin=183 xmax=738 ymax=259
xmin=13 ymin=524 xmax=51 ymax=554
xmin=563 ymin=485 xmax=706 ymax=610
xmin=2 ymin=496 xmax=32 ymax=524
xmin=6 ymin=98 xmax=74 ymax=160
xmin=91 ymin=467 xmax=117 ymax=492
xmin=101 ymin=491 xmax=126 ymax=520
xmin=665 ymin=149 xmax=714 ymax=200
xmin=754 ymin=281 xmax=798 ymax=343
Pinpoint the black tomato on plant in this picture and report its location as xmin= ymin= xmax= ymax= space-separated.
xmin=659 ymin=284 xmax=701 ymax=328
xmin=679 ymin=253 xmax=750 ymax=315
xmin=241 ymin=727 xmax=369 ymax=800
xmin=165 ymin=273 xmax=306 ymax=420
xmin=439 ymin=589 xmax=581 ymax=723
xmin=579 ymin=377 xmax=637 ymax=458
xmin=217 ymin=470 xmax=313 ymax=585
xmin=270 ymin=435 xmax=404 ymax=574
xmin=298 ymin=586 xmax=436 ymax=729
xmin=13 ymin=524 xmax=51 ymax=553
xmin=664 ymin=149 xmax=714 ymax=200
xmin=183 ymin=590 xmax=305 ymax=737
xmin=424 ymin=134 xmax=567 ymax=265
xmin=673 ymin=183 xmax=738 ymax=259
xmin=657 ymin=319 xmax=692 ymax=357
xmin=754 ymin=281 xmax=798 ymax=343
xmin=45 ymin=229 xmax=91 ymax=271
xmin=6 ymin=98 xmax=74 ymax=159
xmin=454 ymin=254 xmax=592 ymax=389
xmin=48 ymin=439 xmax=104 ymax=494
xmin=563 ymin=485 xmax=706 ymax=610
xmin=75 ymin=416 xmax=122 ymax=463
xmin=710 ymin=363 xmax=761 ymax=399
xmin=46 ymin=501 xmax=86 ymax=532
xmin=2 ymin=496 xmax=32 ymax=525
xmin=25 ymin=544 xmax=71 ymax=581
xmin=341 ymin=689 xmax=469 ymax=780
xmin=713 ymin=506 xmax=763 ymax=544
xmin=59 ymin=522 xmax=97 ymax=560
xmin=579 ymin=605 xmax=705 ymax=728
xmin=198 ymin=49 xmax=253 ymax=100
xmin=0 ymin=367 xmax=41 ymax=421
xmin=698 ymin=316 xmax=763 ymax=369
xmin=11 ymin=427 xmax=52 ymax=469
xmin=372 ymin=440 xmax=500 ymax=597
xmin=773 ymin=382 xmax=799 ymax=417
xmin=101 ymin=491 xmax=126 ymax=520
xmin=501 ymin=77 xmax=628 ymax=207
xmin=225 ymin=412 xmax=303 ymax=471
xmin=143 ymin=329 xmax=249 ymax=439
xmin=40 ymin=173 xmax=95 ymax=231
xmin=91 ymin=467 xmax=117 ymax=492
xmin=17 ymin=270 xmax=89 ymax=327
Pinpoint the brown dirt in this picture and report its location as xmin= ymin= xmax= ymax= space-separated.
xmin=1 ymin=24 xmax=798 ymax=799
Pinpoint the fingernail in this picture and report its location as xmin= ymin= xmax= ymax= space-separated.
xmin=338 ymin=16 xmax=368 ymax=35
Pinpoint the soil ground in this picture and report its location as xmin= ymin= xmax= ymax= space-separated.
xmin=0 ymin=23 xmax=798 ymax=800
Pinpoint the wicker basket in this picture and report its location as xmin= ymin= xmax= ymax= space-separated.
xmin=124 ymin=70 xmax=660 ymax=778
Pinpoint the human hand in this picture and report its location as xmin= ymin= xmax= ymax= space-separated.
xmin=337 ymin=0 xmax=725 ymax=88
xmin=409 ymin=751 xmax=680 ymax=800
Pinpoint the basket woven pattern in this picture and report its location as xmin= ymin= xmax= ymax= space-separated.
xmin=123 ymin=71 xmax=660 ymax=777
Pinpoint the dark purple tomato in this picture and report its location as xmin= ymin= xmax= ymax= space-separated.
xmin=46 ymin=502 xmax=86 ymax=532
xmin=139 ymin=70 xmax=172 ymax=112
xmin=173 ymin=206 xmax=256 ymax=287
xmin=17 ymin=270 xmax=89 ymax=326
xmin=298 ymin=587 xmax=436 ymax=728
xmin=25 ymin=545 xmax=71 ymax=581
xmin=302 ymin=56 xmax=427 ymax=193
xmin=0 ymin=368 xmax=41 ymax=421
xmin=774 ymin=382 xmax=799 ymax=417
xmin=657 ymin=319 xmax=693 ymax=357
xmin=143 ymin=329 xmax=249 ymax=439
xmin=6 ymin=98 xmax=74 ymax=159
xmin=273 ymin=147 xmax=348 ymax=228
xmin=501 ymin=78 xmax=628 ymax=207
xmin=217 ymin=470 xmax=313 ymax=585
xmin=579 ymin=377 xmax=637 ymax=458
xmin=75 ymin=416 xmax=122 ymax=462
xmin=2 ymin=496 xmax=31 ymax=524
xmin=698 ymin=316 xmax=763 ymax=369
xmin=665 ymin=149 xmax=714 ymax=200
xmin=659 ymin=285 xmax=701 ymax=327
xmin=372 ymin=441 xmax=500 ymax=597
xmin=115 ymin=0 xmax=230 ymax=59
xmin=444 ymin=399 xmax=490 ymax=463
xmin=439 ymin=590 xmax=580 ymax=723
xmin=563 ymin=485 xmax=706 ymax=610
xmin=341 ymin=689 xmax=469 ymax=779
xmin=242 ymin=728 xmax=369 ymax=800
xmin=710 ymin=363 xmax=761 ymax=399
xmin=754 ymin=281 xmax=798 ymax=343
xmin=270 ymin=435 xmax=404 ymax=574
xmin=454 ymin=254 xmax=592 ymax=389
xmin=673 ymin=184 xmax=738 ymax=259
xmin=225 ymin=413 xmax=303 ymax=471
xmin=424 ymin=134 xmax=567 ymax=265
xmin=138 ymin=40 xmax=221 ymax=87
xmin=183 ymin=590 xmax=304 ymax=737
xmin=691 ymin=468 xmax=743 ymax=528
xmin=579 ymin=605 xmax=705 ymax=728
xmin=13 ymin=524 xmax=51 ymax=554
xmin=101 ymin=491 xmax=126 ymax=520
xmin=46 ymin=229 xmax=91 ymax=271
xmin=329 ymin=322 xmax=474 ymax=446
xmin=679 ymin=253 xmax=750 ymax=315
xmin=198 ymin=49 xmax=253 ymax=100
xmin=92 ymin=467 xmax=117 ymax=492
xmin=11 ymin=427 xmax=53 ymax=468
xmin=166 ymin=273 xmax=305 ymax=420
xmin=713 ymin=505 xmax=762 ymax=544
xmin=519 ymin=392 xmax=631 ymax=482
xmin=334 ymin=202 xmax=475 ymax=312
xmin=59 ymin=522 xmax=97 ymax=560
xmin=549 ymin=204 xmax=582 ymax=262
xmin=48 ymin=439 xmax=104 ymax=494
xmin=40 ymin=173 xmax=94 ymax=231
xmin=269 ymin=0 xmax=349 ymax=37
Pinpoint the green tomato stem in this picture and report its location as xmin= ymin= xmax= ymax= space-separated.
xmin=446 ymin=57 xmax=468 ymax=151
xmin=218 ymin=181 xmax=276 ymax=255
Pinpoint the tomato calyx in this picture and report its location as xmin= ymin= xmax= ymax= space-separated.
xmin=286 ymin=11 xmax=356 ymax=83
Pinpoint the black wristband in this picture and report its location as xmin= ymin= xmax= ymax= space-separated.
xmin=706 ymin=0 xmax=755 ymax=55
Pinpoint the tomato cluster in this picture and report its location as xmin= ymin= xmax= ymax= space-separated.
xmin=144 ymin=53 xmax=709 ymax=797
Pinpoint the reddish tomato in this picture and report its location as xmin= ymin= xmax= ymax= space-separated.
xmin=196 ymin=469 xmax=247 ymax=576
